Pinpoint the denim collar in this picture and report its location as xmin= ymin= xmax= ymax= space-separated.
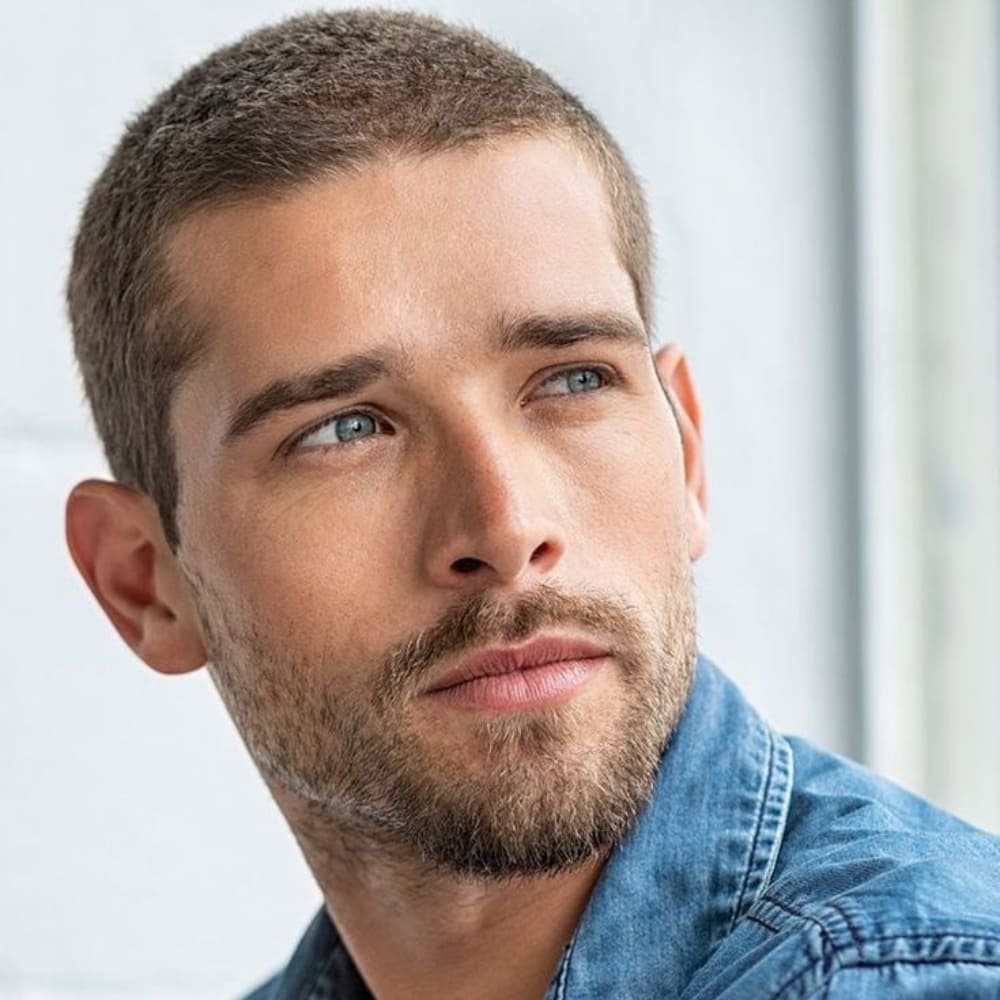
xmin=546 ymin=655 xmax=793 ymax=997
xmin=269 ymin=656 xmax=794 ymax=999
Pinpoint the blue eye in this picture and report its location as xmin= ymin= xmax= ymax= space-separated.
xmin=293 ymin=411 xmax=381 ymax=451
xmin=535 ymin=367 xmax=608 ymax=397
xmin=331 ymin=413 xmax=378 ymax=441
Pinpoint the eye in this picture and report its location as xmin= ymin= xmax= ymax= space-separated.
xmin=287 ymin=410 xmax=386 ymax=453
xmin=532 ymin=366 xmax=612 ymax=399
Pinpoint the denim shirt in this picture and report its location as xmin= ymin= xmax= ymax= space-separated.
xmin=244 ymin=657 xmax=1000 ymax=998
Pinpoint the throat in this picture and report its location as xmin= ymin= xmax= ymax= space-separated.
xmin=319 ymin=852 xmax=608 ymax=1000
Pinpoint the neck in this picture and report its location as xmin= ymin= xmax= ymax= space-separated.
xmin=272 ymin=784 xmax=610 ymax=1000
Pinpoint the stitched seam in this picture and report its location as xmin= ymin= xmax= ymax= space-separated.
xmin=797 ymin=956 xmax=1000 ymax=1000
xmin=764 ymin=898 xmax=1000 ymax=950
xmin=824 ymin=956 xmax=1000 ymax=970
xmin=856 ymin=931 xmax=1000 ymax=945
xmin=770 ymin=933 xmax=844 ymax=1000
xmin=775 ymin=940 xmax=1000 ymax=1000
xmin=762 ymin=895 xmax=1000 ymax=949
xmin=761 ymin=897 xmax=847 ymax=999
xmin=728 ymin=723 xmax=774 ymax=933
xmin=552 ymin=923 xmax=580 ymax=1000
xmin=755 ymin=735 xmax=793 ymax=894
xmin=746 ymin=912 xmax=782 ymax=933
xmin=826 ymin=900 xmax=863 ymax=954
xmin=763 ymin=896 xmax=838 ymax=942
xmin=762 ymin=899 xmax=1000 ymax=1000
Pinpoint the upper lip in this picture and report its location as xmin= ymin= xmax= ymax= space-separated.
xmin=422 ymin=634 xmax=610 ymax=694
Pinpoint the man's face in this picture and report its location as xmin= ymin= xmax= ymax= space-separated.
xmin=167 ymin=135 xmax=701 ymax=879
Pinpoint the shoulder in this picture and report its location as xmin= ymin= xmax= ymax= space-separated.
xmin=684 ymin=735 xmax=1000 ymax=998
xmin=774 ymin=734 xmax=1000 ymax=925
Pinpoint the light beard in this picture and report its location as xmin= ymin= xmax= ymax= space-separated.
xmin=196 ymin=577 xmax=697 ymax=882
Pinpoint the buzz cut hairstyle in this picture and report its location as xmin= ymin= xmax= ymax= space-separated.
xmin=68 ymin=8 xmax=654 ymax=549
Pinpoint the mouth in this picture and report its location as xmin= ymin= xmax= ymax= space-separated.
xmin=421 ymin=634 xmax=611 ymax=711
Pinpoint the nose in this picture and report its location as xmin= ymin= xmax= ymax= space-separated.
xmin=420 ymin=422 xmax=567 ymax=591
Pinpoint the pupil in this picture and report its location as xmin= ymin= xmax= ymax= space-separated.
xmin=337 ymin=414 xmax=374 ymax=440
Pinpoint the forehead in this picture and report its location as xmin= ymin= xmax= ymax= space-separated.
xmin=166 ymin=135 xmax=639 ymax=440
xmin=169 ymin=136 xmax=633 ymax=340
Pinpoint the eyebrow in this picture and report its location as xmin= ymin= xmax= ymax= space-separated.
xmin=223 ymin=309 xmax=648 ymax=444
xmin=224 ymin=353 xmax=397 ymax=442
xmin=493 ymin=310 xmax=648 ymax=354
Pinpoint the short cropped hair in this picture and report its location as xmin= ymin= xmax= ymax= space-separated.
xmin=68 ymin=9 xmax=653 ymax=549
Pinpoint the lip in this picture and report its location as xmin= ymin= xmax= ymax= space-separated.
xmin=422 ymin=634 xmax=611 ymax=695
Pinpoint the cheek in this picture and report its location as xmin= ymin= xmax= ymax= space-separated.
xmin=567 ymin=415 xmax=688 ymax=585
xmin=188 ymin=481 xmax=405 ymax=660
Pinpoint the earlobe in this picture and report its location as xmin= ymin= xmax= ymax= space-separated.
xmin=653 ymin=344 xmax=710 ymax=561
xmin=65 ymin=480 xmax=207 ymax=674
xmin=686 ymin=490 xmax=709 ymax=562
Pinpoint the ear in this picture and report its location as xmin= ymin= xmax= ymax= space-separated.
xmin=653 ymin=344 xmax=709 ymax=561
xmin=65 ymin=479 xmax=207 ymax=674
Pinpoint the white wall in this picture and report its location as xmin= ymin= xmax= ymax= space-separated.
xmin=1 ymin=2 xmax=882 ymax=996
xmin=854 ymin=0 xmax=1000 ymax=832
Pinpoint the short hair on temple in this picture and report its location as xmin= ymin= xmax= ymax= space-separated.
xmin=68 ymin=9 xmax=654 ymax=549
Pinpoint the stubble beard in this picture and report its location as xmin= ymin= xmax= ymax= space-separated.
xmin=195 ymin=571 xmax=697 ymax=882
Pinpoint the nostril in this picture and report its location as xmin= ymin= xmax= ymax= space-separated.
xmin=452 ymin=557 xmax=484 ymax=575
xmin=530 ymin=541 xmax=552 ymax=563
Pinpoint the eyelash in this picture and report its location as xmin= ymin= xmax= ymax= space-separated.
xmin=283 ymin=364 xmax=619 ymax=456
xmin=282 ymin=408 xmax=388 ymax=457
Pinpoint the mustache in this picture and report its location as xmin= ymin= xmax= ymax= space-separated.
xmin=373 ymin=582 xmax=647 ymax=705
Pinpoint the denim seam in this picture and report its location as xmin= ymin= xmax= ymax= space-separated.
xmin=551 ymin=922 xmax=580 ymax=1000
xmin=762 ymin=895 xmax=838 ymax=943
xmin=768 ymin=928 xmax=843 ymax=1000
xmin=765 ymin=894 xmax=1000 ymax=956
xmin=826 ymin=900 xmax=863 ymax=955
xmin=728 ymin=722 xmax=774 ymax=933
xmin=858 ymin=932 xmax=1000 ymax=945
xmin=767 ymin=920 xmax=1000 ymax=1000
xmin=755 ymin=734 xmax=793 ymax=899
xmin=746 ymin=911 xmax=782 ymax=933
xmin=798 ymin=955 xmax=1000 ymax=1000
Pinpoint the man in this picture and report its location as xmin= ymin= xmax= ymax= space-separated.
xmin=64 ymin=10 xmax=1000 ymax=999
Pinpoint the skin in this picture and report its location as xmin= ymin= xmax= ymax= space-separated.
xmin=66 ymin=135 xmax=709 ymax=1000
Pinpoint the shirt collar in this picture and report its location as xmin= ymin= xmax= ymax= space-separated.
xmin=547 ymin=655 xmax=794 ymax=997
xmin=269 ymin=655 xmax=793 ymax=999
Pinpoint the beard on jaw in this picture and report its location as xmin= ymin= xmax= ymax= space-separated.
xmin=192 ymin=572 xmax=697 ymax=882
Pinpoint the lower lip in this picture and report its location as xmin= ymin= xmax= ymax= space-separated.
xmin=424 ymin=657 xmax=610 ymax=711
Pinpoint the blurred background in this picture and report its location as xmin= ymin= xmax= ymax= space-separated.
xmin=2 ymin=0 xmax=997 ymax=996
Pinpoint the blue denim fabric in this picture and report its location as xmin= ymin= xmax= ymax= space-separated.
xmin=244 ymin=657 xmax=1000 ymax=998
